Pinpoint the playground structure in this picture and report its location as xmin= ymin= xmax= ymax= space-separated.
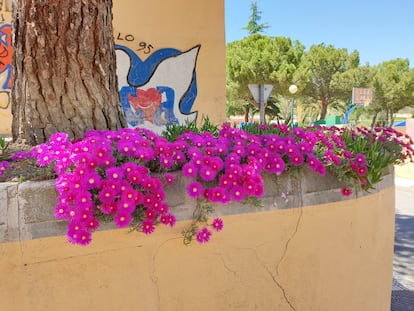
xmin=341 ymin=88 xmax=373 ymax=124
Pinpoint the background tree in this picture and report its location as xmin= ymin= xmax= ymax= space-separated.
xmin=242 ymin=1 xmax=270 ymax=35
xmin=297 ymin=43 xmax=360 ymax=120
xmin=12 ymin=0 xmax=126 ymax=145
xmin=226 ymin=34 xmax=304 ymax=121
xmin=369 ymin=59 xmax=414 ymax=126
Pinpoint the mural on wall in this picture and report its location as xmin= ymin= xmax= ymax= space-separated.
xmin=115 ymin=44 xmax=200 ymax=134
xmin=0 ymin=23 xmax=12 ymax=110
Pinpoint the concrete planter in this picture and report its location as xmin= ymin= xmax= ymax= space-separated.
xmin=0 ymin=168 xmax=395 ymax=311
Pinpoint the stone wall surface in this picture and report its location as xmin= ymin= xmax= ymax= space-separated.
xmin=0 ymin=167 xmax=394 ymax=243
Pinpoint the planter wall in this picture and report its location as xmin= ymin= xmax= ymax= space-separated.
xmin=0 ymin=168 xmax=395 ymax=311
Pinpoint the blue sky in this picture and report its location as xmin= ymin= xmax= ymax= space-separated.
xmin=225 ymin=0 xmax=414 ymax=66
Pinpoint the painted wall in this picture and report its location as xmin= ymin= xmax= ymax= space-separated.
xmin=112 ymin=0 xmax=226 ymax=134
xmin=0 ymin=10 xmax=12 ymax=135
xmin=0 ymin=187 xmax=394 ymax=311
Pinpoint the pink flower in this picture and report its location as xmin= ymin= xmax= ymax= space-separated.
xmin=67 ymin=227 xmax=92 ymax=246
xmin=290 ymin=153 xmax=304 ymax=166
xmin=98 ymin=186 xmax=117 ymax=204
xmin=231 ymin=185 xmax=246 ymax=202
xmin=158 ymin=203 xmax=169 ymax=214
xmin=211 ymin=218 xmax=224 ymax=232
xmin=167 ymin=214 xmax=176 ymax=227
xmin=11 ymin=151 xmax=29 ymax=161
xmin=160 ymin=155 xmax=174 ymax=169
xmin=145 ymin=209 xmax=157 ymax=220
xmin=199 ymin=165 xmax=216 ymax=181
xmin=307 ymin=155 xmax=321 ymax=171
xmin=160 ymin=213 xmax=176 ymax=227
xmin=355 ymin=153 xmax=366 ymax=166
xmin=106 ymin=167 xmax=124 ymax=181
xmin=182 ymin=162 xmax=198 ymax=178
xmin=100 ymin=202 xmax=117 ymax=215
xmin=142 ymin=220 xmax=155 ymax=235
xmin=285 ymin=144 xmax=298 ymax=156
xmin=210 ymin=157 xmax=224 ymax=172
xmin=117 ymin=199 xmax=136 ymax=213
xmin=114 ymin=212 xmax=132 ymax=228
xmin=159 ymin=214 xmax=169 ymax=225
xmin=164 ymin=173 xmax=175 ymax=185
xmin=341 ymin=187 xmax=353 ymax=196
xmin=275 ymin=140 xmax=287 ymax=153
xmin=121 ymin=187 xmax=138 ymax=203
xmin=54 ymin=204 xmax=69 ymax=219
xmin=196 ymin=227 xmax=211 ymax=243
xmin=211 ymin=187 xmax=229 ymax=204
xmin=173 ymin=151 xmax=186 ymax=163
xmin=266 ymin=154 xmax=285 ymax=175
xmin=357 ymin=166 xmax=368 ymax=176
xmin=243 ymin=179 xmax=257 ymax=196
xmin=187 ymin=181 xmax=204 ymax=198
xmin=0 ymin=161 xmax=10 ymax=176
xmin=85 ymin=217 xmax=100 ymax=231
xmin=122 ymin=162 xmax=140 ymax=174
xmin=74 ymin=191 xmax=93 ymax=209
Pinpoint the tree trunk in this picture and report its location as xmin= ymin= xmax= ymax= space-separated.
xmin=371 ymin=112 xmax=378 ymax=128
xmin=319 ymin=98 xmax=328 ymax=120
xmin=12 ymin=0 xmax=126 ymax=145
xmin=244 ymin=106 xmax=249 ymax=123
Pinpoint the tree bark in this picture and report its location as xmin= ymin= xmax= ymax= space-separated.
xmin=371 ymin=112 xmax=378 ymax=128
xmin=12 ymin=0 xmax=126 ymax=145
xmin=319 ymin=98 xmax=328 ymax=120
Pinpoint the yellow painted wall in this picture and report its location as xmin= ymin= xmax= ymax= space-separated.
xmin=112 ymin=0 xmax=226 ymax=133
xmin=0 ymin=187 xmax=395 ymax=311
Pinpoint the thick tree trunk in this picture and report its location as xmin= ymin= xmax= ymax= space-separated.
xmin=12 ymin=0 xmax=126 ymax=145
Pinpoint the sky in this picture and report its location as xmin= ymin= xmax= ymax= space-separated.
xmin=225 ymin=0 xmax=414 ymax=67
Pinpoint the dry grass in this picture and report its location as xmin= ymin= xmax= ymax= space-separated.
xmin=0 ymin=143 xmax=57 ymax=182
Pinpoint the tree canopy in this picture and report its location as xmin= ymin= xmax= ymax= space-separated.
xmin=227 ymin=33 xmax=414 ymax=125
xmin=296 ymin=43 xmax=360 ymax=120
xmin=226 ymin=34 xmax=304 ymax=121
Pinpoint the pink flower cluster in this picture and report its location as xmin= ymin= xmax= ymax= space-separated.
xmin=176 ymin=123 xmax=364 ymax=206
xmin=6 ymin=123 xmax=412 ymax=246
xmin=0 ymin=160 xmax=10 ymax=176
xmin=28 ymin=129 xmax=179 ymax=245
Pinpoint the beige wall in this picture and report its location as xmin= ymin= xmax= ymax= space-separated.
xmin=0 ymin=187 xmax=395 ymax=311
xmin=112 ymin=0 xmax=226 ymax=134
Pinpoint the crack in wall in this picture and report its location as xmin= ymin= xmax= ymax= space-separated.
xmin=276 ymin=206 xmax=303 ymax=275
xmin=241 ymin=244 xmax=297 ymax=311
xmin=151 ymin=236 xmax=182 ymax=311
xmin=263 ymin=263 xmax=297 ymax=311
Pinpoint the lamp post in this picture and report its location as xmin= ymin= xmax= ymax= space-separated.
xmin=288 ymin=84 xmax=298 ymax=126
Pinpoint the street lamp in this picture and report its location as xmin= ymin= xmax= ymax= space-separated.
xmin=288 ymin=84 xmax=298 ymax=126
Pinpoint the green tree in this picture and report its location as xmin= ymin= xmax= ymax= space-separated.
xmin=226 ymin=34 xmax=305 ymax=121
xmin=297 ymin=43 xmax=360 ymax=120
xmin=369 ymin=59 xmax=414 ymax=126
xmin=242 ymin=1 xmax=270 ymax=35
